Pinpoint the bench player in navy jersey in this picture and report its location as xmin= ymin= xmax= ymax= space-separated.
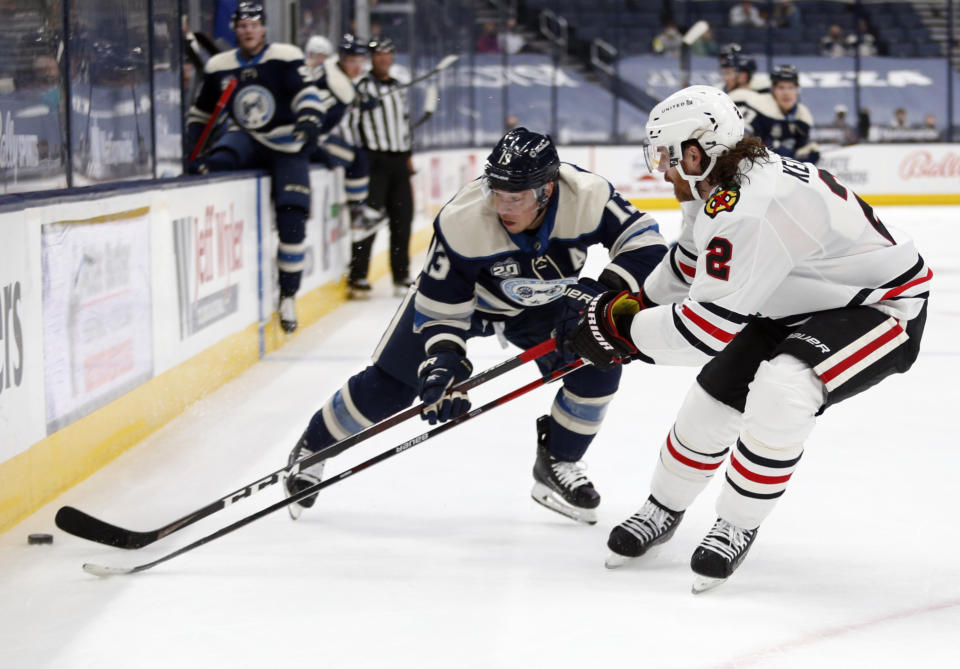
xmin=283 ymin=128 xmax=668 ymax=525
xmin=303 ymin=34 xmax=386 ymax=238
xmin=750 ymin=64 xmax=821 ymax=164
xmin=185 ymin=1 xmax=327 ymax=333
xmin=568 ymin=86 xmax=929 ymax=592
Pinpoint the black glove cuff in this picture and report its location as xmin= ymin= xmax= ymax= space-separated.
xmin=425 ymin=340 xmax=466 ymax=357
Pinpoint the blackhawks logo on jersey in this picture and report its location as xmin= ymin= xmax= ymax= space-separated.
xmin=704 ymin=187 xmax=740 ymax=218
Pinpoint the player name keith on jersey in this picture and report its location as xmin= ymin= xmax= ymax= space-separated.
xmin=631 ymin=153 xmax=931 ymax=366
xmin=187 ymin=43 xmax=328 ymax=153
xmin=412 ymin=163 xmax=667 ymax=354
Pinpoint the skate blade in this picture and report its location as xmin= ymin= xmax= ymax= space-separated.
xmin=691 ymin=574 xmax=727 ymax=594
xmin=604 ymin=552 xmax=633 ymax=569
xmin=530 ymin=484 xmax=597 ymax=525
xmin=350 ymin=221 xmax=387 ymax=243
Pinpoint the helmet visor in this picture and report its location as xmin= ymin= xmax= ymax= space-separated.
xmin=643 ymin=142 xmax=671 ymax=174
xmin=481 ymin=178 xmax=542 ymax=217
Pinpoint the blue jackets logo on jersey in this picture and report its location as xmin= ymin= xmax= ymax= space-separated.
xmin=233 ymin=85 xmax=276 ymax=129
xmin=704 ymin=187 xmax=740 ymax=219
xmin=501 ymin=277 xmax=574 ymax=306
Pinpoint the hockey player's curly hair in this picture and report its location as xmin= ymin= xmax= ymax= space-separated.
xmin=707 ymin=137 xmax=769 ymax=190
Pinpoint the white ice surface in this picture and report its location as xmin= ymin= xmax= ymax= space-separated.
xmin=1 ymin=206 xmax=957 ymax=669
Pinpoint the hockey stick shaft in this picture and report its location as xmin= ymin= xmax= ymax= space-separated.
xmin=82 ymin=359 xmax=584 ymax=576
xmin=187 ymin=76 xmax=237 ymax=162
xmin=375 ymin=54 xmax=459 ymax=99
xmin=56 ymin=337 xmax=559 ymax=549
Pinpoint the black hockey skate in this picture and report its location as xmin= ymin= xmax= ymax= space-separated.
xmin=530 ymin=415 xmax=600 ymax=524
xmin=605 ymin=496 xmax=685 ymax=568
xmin=347 ymin=278 xmax=372 ymax=300
xmin=690 ymin=518 xmax=758 ymax=594
xmin=283 ymin=437 xmax=326 ymax=520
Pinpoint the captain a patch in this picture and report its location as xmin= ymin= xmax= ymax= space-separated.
xmin=704 ymin=187 xmax=740 ymax=219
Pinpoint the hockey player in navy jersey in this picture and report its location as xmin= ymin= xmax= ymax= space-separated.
xmin=568 ymin=85 xmax=929 ymax=592
xmin=749 ymin=64 xmax=821 ymax=164
xmin=283 ymin=128 xmax=668 ymax=525
xmin=304 ymin=34 xmax=386 ymax=240
xmin=185 ymin=1 xmax=327 ymax=333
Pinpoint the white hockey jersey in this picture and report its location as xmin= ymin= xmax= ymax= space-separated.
xmin=633 ymin=152 xmax=931 ymax=366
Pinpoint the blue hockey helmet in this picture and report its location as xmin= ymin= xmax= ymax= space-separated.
xmin=771 ymin=63 xmax=800 ymax=86
xmin=369 ymin=37 xmax=395 ymax=53
xmin=339 ymin=34 xmax=369 ymax=56
xmin=232 ymin=1 xmax=265 ymax=28
xmin=719 ymin=43 xmax=756 ymax=77
xmin=484 ymin=127 xmax=560 ymax=193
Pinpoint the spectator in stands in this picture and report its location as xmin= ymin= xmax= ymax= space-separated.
xmin=504 ymin=114 xmax=520 ymax=131
xmin=845 ymin=19 xmax=877 ymax=57
xmin=652 ymin=22 xmax=683 ymax=57
xmin=890 ymin=107 xmax=909 ymax=130
xmin=729 ymin=1 xmax=765 ymax=28
xmin=498 ymin=16 xmax=527 ymax=55
xmin=691 ymin=27 xmax=719 ymax=57
xmin=858 ymin=107 xmax=871 ymax=141
xmin=476 ymin=21 xmax=499 ymax=53
xmin=829 ymin=104 xmax=857 ymax=145
xmin=773 ymin=0 xmax=802 ymax=30
xmin=819 ymin=24 xmax=847 ymax=58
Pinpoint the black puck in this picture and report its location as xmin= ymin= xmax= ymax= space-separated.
xmin=28 ymin=533 xmax=54 ymax=545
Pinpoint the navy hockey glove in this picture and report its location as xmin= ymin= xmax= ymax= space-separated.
xmin=553 ymin=277 xmax=606 ymax=342
xmin=294 ymin=114 xmax=323 ymax=152
xmin=358 ymin=92 xmax=381 ymax=112
xmin=566 ymin=290 xmax=641 ymax=370
xmin=417 ymin=345 xmax=474 ymax=425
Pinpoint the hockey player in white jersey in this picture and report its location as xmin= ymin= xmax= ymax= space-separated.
xmin=567 ymin=85 xmax=930 ymax=592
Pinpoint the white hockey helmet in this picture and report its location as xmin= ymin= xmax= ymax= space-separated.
xmin=643 ymin=85 xmax=744 ymax=198
xmin=306 ymin=35 xmax=333 ymax=56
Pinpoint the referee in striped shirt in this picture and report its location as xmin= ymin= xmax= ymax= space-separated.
xmin=348 ymin=37 xmax=414 ymax=298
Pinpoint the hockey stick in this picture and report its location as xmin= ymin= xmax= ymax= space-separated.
xmin=187 ymin=76 xmax=237 ymax=162
xmin=81 ymin=358 xmax=584 ymax=576
xmin=56 ymin=337 xmax=561 ymax=549
xmin=402 ymin=54 xmax=458 ymax=90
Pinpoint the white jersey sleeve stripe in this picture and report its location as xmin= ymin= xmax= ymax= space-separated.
xmin=679 ymin=303 xmax=739 ymax=344
xmin=813 ymin=318 xmax=909 ymax=391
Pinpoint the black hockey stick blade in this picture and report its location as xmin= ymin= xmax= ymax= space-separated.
xmin=58 ymin=338 xmax=560 ymax=550
xmin=56 ymin=506 xmax=160 ymax=550
xmin=80 ymin=359 xmax=584 ymax=576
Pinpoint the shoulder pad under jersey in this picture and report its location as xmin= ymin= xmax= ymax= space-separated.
xmin=550 ymin=163 xmax=614 ymax=239
xmin=436 ymin=179 xmax=519 ymax=259
xmin=205 ymin=50 xmax=241 ymax=74
xmin=323 ymin=59 xmax=356 ymax=104
xmin=262 ymin=43 xmax=305 ymax=63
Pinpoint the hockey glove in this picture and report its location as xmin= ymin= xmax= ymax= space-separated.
xmin=358 ymin=92 xmax=381 ymax=112
xmin=294 ymin=114 xmax=323 ymax=152
xmin=566 ymin=290 xmax=641 ymax=370
xmin=417 ymin=345 xmax=474 ymax=425
xmin=552 ymin=277 xmax=606 ymax=360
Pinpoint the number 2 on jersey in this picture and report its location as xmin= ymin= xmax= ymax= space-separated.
xmin=705 ymin=237 xmax=732 ymax=280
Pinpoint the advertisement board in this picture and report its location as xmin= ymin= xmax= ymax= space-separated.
xmin=41 ymin=207 xmax=153 ymax=433
xmin=0 ymin=210 xmax=45 ymax=461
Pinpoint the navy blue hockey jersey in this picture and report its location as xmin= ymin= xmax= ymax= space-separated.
xmin=413 ymin=163 xmax=668 ymax=354
xmin=187 ymin=43 xmax=326 ymax=153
